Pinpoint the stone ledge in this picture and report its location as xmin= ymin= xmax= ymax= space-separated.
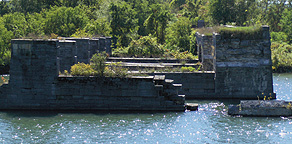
xmin=228 ymin=100 xmax=292 ymax=117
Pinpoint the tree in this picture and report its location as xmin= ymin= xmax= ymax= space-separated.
xmin=181 ymin=0 xmax=201 ymax=19
xmin=110 ymin=2 xmax=138 ymax=47
xmin=0 ymin=1 xmax=11 ymax=16
xmin=257 ymin=0 xmax=291 ymax=31
xmin=26 ymin=13 xmax=45 ymax=36
xmin=2 ymin=12 xmax=28 ymax=38
xmin=84 ymin=18 xmax=111 ymax=36
xmin=170 ymin=0 xmax=187 ymax=11
xmin=60 ymin=0 xmax=103 ymax=7
xmin=166 ymin=16 xmax=192 ymax=51
xmin=144 ymin=3 xmax=171 ymax=44
xmin=0 ymin=18 xmax=13 ymax=65
xmin=235 ymin=0 xmax=257 ymax=26
xmin=209 ymin=0 xmax=236 ymax=24
xmin=131 ymin=0 xmax=150 ymax=36
xmin=9 ymin=0 xmax=61 ymax=13
xmin=279 ymin=8 xmax=292 ymax=43
xmin=43 ymin=6 xmax=89 ymax=36
xmin=91 ymin=52 xmax=107 ymax=76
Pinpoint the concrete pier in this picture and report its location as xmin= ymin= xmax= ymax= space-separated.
xmin=228 ymin=100 xmax=292 ymax=117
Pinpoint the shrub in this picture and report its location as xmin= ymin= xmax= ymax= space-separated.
xmin=165 ymin=17 xmax=192 ymax=52
xmin=0 ymin=49 xmax=11 ymax=66
xmin=271 ymin=42 xmax=292 ymax=73
xmin=84 ymin=18 xmax=111 ymax=37
xmin=128 ymin=35 xmax=164 ymax=57
xmin=180 ymin=66 xmax=201 ymax=72
xmin=71 ymin=63 xmax=94 ymax=76
xmin=270 ymin=32 xmax=288 ymax=43
xmin=163 ymin=49 xmax=197 ymax=60
xmin=112 ymin=47 xmax=129 ymax=57
xmin=90 ymin=52 xmax=107 ymax=76
xmin=71 ymin=29 xmax=92 ymax=38
xmin=70 ymin=52 xmax=129 ymax=77
xmin=105 ymin=62 xmax=128 ymax=78
xmin=2 ymin=12 xmax=28 ymax=38
xmin=189 ymin=29 xmax=197 ymax=54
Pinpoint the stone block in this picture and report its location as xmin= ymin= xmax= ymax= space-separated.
xmin=229 ymin=100 xmax=292 ymax=117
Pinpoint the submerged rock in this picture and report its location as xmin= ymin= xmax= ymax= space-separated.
xmin=228 ymin=100 xmax=292 ymax=117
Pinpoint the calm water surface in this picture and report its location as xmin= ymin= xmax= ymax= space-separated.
xmin=0 ymin=74 xmax=292 ymax=143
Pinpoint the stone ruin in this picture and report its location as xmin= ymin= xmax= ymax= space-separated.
xmin=0 ymin=25 xmax=277 ymax=111
xmin=0 ymin=38 xmax=186 ymax=111
xmin=195 ymin=25 xmax=275 ymax=99
xmin=57 ymin=37 xmax=112 ymax=73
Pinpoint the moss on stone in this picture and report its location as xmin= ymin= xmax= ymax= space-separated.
xmin=219 ymin=26 xmax=263 ymax=40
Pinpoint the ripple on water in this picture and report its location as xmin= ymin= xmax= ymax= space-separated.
xmin=0 ymin=74 xmax=291 ymax=143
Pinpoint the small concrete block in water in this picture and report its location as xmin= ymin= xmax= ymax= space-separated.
xmin=228 ymin=100 xmax=292 ymax=117
xmin=154 ymin=75 xmax=165 ymax=81
xmin=185 ymin=103 xmax=198 ymax=111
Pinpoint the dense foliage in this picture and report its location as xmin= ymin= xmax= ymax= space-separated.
xmin=70 ymin=52 xmax=128 ymax=77
xmin=0 ymin=0 xmax=292 ymax=72
xmin=271 ymin=42 xmax=292 ymax=73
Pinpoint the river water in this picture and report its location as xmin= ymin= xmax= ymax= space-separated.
xmin=0 ymin=74 xmax=292 ymax=143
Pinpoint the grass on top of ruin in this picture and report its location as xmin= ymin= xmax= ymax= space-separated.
xmin=196 ymin=25 xmax=263 ymax=40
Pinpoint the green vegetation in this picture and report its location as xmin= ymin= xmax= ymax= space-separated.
xmin=196 ymin=25 xmax=263 ymax=40
xmin=113 ymin=34 xmax=197 ymax=59
xmin=0 ymin=0 xmax=292 ymax=73
xmin=71 ymin=63 xmax=95 ymax=76
xmin=271 ymin=42 xmax=292 ymax=73
xmin=70 ymin=52 xmax=129 ymax=77
xmin=180 ymin=66 xmax=201 ymax=72
xmin=218 ymin=25 xmax=263 ymax=40
xmin=90 ymin=52 xmax=107 ymax=76
xmin=127 ymin=35 xmax=164 ymax=58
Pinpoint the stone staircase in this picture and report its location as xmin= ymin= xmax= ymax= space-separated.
xmin=106 ymin=57 xmax=201 ymax=71
xmin=153 ymin=75 xmax=185 ymax=106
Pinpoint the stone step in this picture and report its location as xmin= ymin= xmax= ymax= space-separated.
xmin=105 ymin=62 xmax=201 ymax=70
xmin=107 ymin=57 xmax=199 ymax=63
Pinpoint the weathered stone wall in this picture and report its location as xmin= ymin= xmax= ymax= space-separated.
xmin=0 ymin=39 xmax=185 ymax=111
xmin=97 ymin=37 xmax=106 ymax=53
xmin=51 ymin=76 xmax=184 ymax=111
xmin=105 ymin=37 xmax=112 ymax=55
xmin=7 ymin=39 xmax=58 ymax=108
xmin=214 ymin=26 xmax=274 ymax=99
xmin=57 ymin=40 xmax=76 ymax=72
xmin=89 ymin=39 xmax=99 ymax=58
xmin=64 ymin=38 xmax=90 ymax=63
xmin=91 ymin=37 xmax=112 ymax=56
xmin=147 ymin=72 xmax=215 ymax=99
xmin=195 ymin=34 xmax=214 ymax=71
xmin=0 ymin=75 xmax=185 ymax=111
xmin=55 ymin=37 xmax=113 ymax=72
